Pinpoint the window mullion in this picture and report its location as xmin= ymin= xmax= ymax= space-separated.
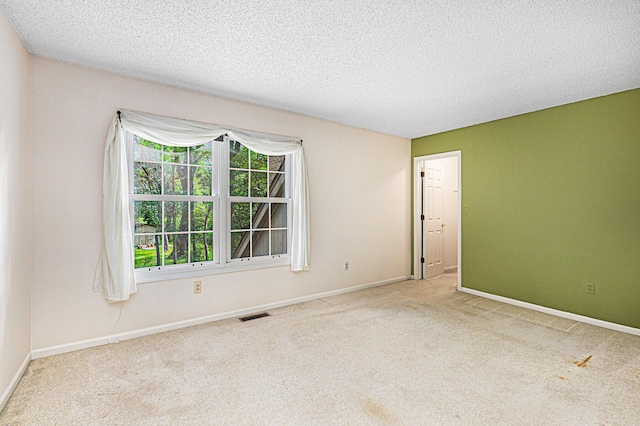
xmin=186 ymin=146 xmax=190 ymax=264
xmin=161 ymin=199 xmax=166 ymax=266
xmin=219 ymin=137 xmax=229 ymax=266
xmin=161 ymin=145 xmax=165 ymax=196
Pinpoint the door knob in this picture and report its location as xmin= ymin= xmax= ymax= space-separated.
xmin=441 ymin=223 xmax=446 ymax=227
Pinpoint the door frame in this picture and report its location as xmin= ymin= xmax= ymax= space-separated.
xmin=413 ymin=150 xmax=462 ymax=291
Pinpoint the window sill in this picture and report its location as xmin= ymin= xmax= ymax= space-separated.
xmin=135 ymin=257 xmax=291 ymax=283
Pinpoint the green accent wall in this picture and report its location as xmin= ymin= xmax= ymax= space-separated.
xmin=412 ymin=88 xmax=640 ymax=329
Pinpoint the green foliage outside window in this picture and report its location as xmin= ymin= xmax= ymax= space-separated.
xmin=132 ymin=137 xmax=289 ymax=269
xmin=133 ymin=137 xmax=214 ymax=268
xmin=229 ymin=141 xmax=288 ymax=259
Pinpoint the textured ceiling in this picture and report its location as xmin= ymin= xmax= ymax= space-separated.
xmin=1 ymin=1 xmax=639 ymax=138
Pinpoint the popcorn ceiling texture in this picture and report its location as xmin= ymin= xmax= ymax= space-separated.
xmin=1 ymin=0 xmax=639 ymax=138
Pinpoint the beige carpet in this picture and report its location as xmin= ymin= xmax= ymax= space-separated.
xmin=2 ymin=271 xmax=640 ymax=425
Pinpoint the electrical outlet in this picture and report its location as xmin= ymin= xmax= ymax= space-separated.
xmin=344 ymin=261 xmax=349 ymax=271
xmin=194 ymin=281 xmax=202 ymax=294
xmin=464 ymin=207 xmax=470 ymax=217
xmin=585 ymin=282 xmax=595 ymax=295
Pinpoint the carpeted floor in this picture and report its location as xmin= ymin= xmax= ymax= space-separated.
xmin=2 ymin=271 xmax=640 ymax=425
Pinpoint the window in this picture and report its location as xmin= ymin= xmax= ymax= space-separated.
xmin=95 ymin=109 xmax=308 ymax=302
xmin=228 ymin=140 xmax=288 ymax=260
xmin=129 ymin=134 xmax=290 ymax=281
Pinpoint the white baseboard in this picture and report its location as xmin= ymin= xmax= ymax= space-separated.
xmin=1 ymin=352 xmax=31 ymax=412
xmin=460 ymin=287 xmax=640 ymax=337
xmin=444 ymin=266 xmax=458 ymax=272
xmin=32 ymin=276 xmax=410 ymax=360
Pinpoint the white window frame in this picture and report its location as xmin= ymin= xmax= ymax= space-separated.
xmin=128 ymin=133 xmax=292 ymax=283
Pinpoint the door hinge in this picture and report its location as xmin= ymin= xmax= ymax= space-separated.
xmin=420 ymin=258 xmax=425 ymax=264
xmin=420 ymin=171 xmax=425 ymax=177
xmin=420 ymin=214 xmax=425 ymax=221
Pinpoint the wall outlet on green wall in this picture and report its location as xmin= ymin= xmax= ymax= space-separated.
xmin=585 ymin=282 xmax=596 ymax=295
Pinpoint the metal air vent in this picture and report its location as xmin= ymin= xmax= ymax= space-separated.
xmin=238 ymin=312 xmax=271 ymax=322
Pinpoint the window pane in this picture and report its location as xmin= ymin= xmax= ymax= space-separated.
xmin=164 ymin=164 xmax=188 ymax=195
xmin=191 ymin=233 xmax=214 ymax=262
xmin=191 ymin=202 xmax=213 ymax=231
xmin=229 ymin=170 xmax=248 ymax=197
xmin=231 ymin=202 xmax=250 ymax=230
xmin=229 ymin=141 xmax=248 ymax=169
xmin=269 ymin=172 xmax=285 ymax=197
xmin=134 ymin=138 xmax=162 ymax=162
xmin=250 ymin=171 xmax=267 ymax=197
xmin=251 ymin=203 xmax=269 ymax=229
xmin=271 ymin=230 xmax=287 ymax=255
xmin=250 ymin=151 xmax=268 ymax=170
xmin=164 ymin=201 xmax=189 ymax=232
xmin=134 ymin=234 xmax=162 ymax=268
xmin=271 ymin=203 xmax=287 ymax=228
xmin=164 ymin=146 xmax=187 ymax=164
xmin=252 ymin=231 xmax=269 ymax=256
xmin=164 ymin=234 xmax=188 ymax=265
xmin=231 ymin=231 xmax=250 ymax=259
xmin=134 ymin=201 xmax=162 ymax=232
xmin=269 ymin=155 xmax=285 ymax=172
xmin=190 ymin=166 xmax=212 ymax=196
xmin=189 ymin=142 xmax=212 ymax=166
xmin=134 ymin=162 xmax=161 ymax=194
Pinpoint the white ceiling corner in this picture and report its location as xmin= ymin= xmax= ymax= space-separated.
xmin=1 ymin=0 xmax=639 ymax=138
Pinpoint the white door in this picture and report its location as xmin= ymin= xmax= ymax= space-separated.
xmin=420 ymin=161 xmax=445 ymax=279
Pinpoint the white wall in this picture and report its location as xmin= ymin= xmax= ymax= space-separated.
xmin=442 ymin=156 xmax=458 ymax=269
xmin=0 ymin=10 xmax=32 ymax=409
xmin=30 ymin=58 xmax=411 ymax=351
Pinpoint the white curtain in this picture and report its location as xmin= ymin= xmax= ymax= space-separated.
xmin=94 ymin=110 xmax=310 ymax=303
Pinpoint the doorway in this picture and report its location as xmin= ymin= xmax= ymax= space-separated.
xmin=413 ymin=151 xmax=461 ymax=290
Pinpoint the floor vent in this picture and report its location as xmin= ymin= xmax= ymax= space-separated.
xmin=238 ymin=312 xmax=271 ymax=322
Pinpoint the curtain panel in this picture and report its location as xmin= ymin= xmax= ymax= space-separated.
xmin=95 ymin=110 xmax=310 ymax=302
